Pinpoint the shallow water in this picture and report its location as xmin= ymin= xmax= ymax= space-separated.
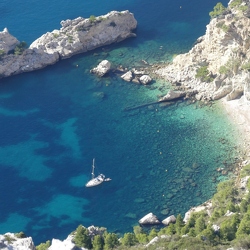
xmin=0 ymin=0 xmax=236 ymax=244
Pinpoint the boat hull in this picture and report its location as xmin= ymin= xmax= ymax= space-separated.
xmin=85 ymin=174 xmax=105 ymax=187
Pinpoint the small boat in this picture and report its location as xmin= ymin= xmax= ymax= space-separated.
xmin=85 ymin=158 xmax=111 ymax=187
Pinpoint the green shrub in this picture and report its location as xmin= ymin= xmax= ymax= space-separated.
xmin=35 ymin=240 xmax=51 ymax=250
xmin=229 ymin=0 xmax=248 ymax=13
xmin=209 ymin=2 xmax=227 ymax=19
xmin=220 ymin=214 xmax=240 ymax=241
xmin=195 ymin=216 xmax=206 ymax=235
xmin=4 ymin=234 xmax=15 ymax=244
xmin=73 ymin=225 xmax=92 ymax=249
xmin=104 ymin=233 xmax=119 ymax=249
xmin=195 ymin=66 xmax=214 ymax=82
xmin=121 ymin=232 xmax=138 ymax=246
xmin=67 ymin=35 xmax=73 ymax=43
xmin=148 ymin=228 xmax=158 ymax=241
xmin=89 ymin=15 xmax=96 ymax=23
xmin=242 ymin=62 xmax=250 ymax=71
xmin=15 ymin=232 xmax=26 ymax=238
xmin=0 ymin=49 xmax=5 ymax=59
xmin=240 ymin=164 xmax=250 ymax=177
xmin=236 ymin=212 xmax=250 ymax=237
xmin=229 ymin=0 xmax=243 ymax=8
xmin=92 ymin=235 xmax=104 ymax=250
xmin=219 ymin=65 xmax=230 ymax=75
xmin=53 ymin=33 xmax=59 ymax=38
xmin=14 ymin=41 xmax=27 ymax=55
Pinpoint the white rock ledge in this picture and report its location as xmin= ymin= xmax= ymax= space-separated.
xmin=0 ymin=10 xmax=137 ymax=78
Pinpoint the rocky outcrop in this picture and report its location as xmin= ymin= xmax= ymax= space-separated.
xmin=0 ymin=10 xmax=137 ymax=78
xmin=30 ymin=10 xmax=137 ymax=59
xmin=90 ymin=60 xmax=111 ymax=77
xmin=0 ymin=233 xmax=35 ymax=250
xmin=183 ymin=201 xmax=212 ymax=223
xmin=48 ymin=235 xmax=78 ymax=250
xmin=139 ymin=212 xmax=161 ymax=225
xmin=0 ymin=28 xmax=19 ymax=53
xmin=155 ymin=1 xmax=250 ymax=102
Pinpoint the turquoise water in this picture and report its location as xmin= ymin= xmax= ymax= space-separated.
xmin=0 ymin=0 xmax=237 ymax=244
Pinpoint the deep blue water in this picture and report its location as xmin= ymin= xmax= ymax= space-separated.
xmin=0 ymin=0 xmax=237 ymax=245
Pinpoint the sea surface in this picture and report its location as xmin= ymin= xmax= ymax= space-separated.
xmin=0 ymin=0 xmax=237 ymax=245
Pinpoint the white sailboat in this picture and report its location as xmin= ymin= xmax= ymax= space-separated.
xmin=85 ymin=158 xmax=111 ymax=187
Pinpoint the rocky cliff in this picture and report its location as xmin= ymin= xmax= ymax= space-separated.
xmin=0 ymin=10 xmax=137 ymax=78
xmin=155 ymin=0 xmax=250 ymax=102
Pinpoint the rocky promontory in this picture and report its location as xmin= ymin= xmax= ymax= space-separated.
xmin=0 ymin=10 xmax=137 ymax=78
xmin=155 ymin=0 xmax=250 ymax=103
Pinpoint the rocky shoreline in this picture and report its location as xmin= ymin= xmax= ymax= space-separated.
xmin=0 ymin=10 xmax=137 ymax=78
xmin=2 ymin=1 xmax=250 ymax=249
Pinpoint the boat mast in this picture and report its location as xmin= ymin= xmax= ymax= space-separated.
xmin=91 ymin=158 xmax=95 ymax=179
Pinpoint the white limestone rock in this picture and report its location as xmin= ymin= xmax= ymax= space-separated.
xmin=30 ymin=10 xmax=137 ymax=59
xmin=139 ymin=212 xmax=161 ymax=225
xmin=145 ymin=235 xmax=170 ymax=247
xmin=139 ymin=74 xmax=152 ymax=84
xmin=48 ymin=235 xmax=83 ymax=250
xmin=0 ymin=233 xmax=35 ymax=250
xmin=212 ymin=224 xmax=220 ymax=233
xmin=159 ymin=90 xmax=186 ymax=102
xmin=0 ymin=28 xmax=20 ymax=53
xmin=121 ymin=70 xmax=133 ymax=82
xmin=184 ymin=201 xmax=212 ymax=223
xmin=224 ymin=210 xmax=235 ymax=217
xmin=239 ymin=176 xmax=250 ymax=189
xmin=0 ymin=11 xmax=137 ymax=78
xmin=162 ymin=215 xmax=176 ymax=226
xmin=90 ymin=60 xmax=111 ymax=77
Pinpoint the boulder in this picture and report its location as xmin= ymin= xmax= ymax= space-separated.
xmin=121 ymin=70 xmax=133 ymax=82
xmin=212 ymin=224 xmax=220 ymax=233
xmin=224 ymin=210 xmax=235 ymax=217
xmin=226 ymin=87 xmax=244 ymax=101
xmin=145 ymin=235 xmax=170 ymax=247
xmin=212 ymin=85 xmax=232 ymax=100
xmin=162 ymin=215 xmax=176 ymax=226
xmin=139 ymin=75 xmax=152 ymax=84
xmin=90 ymin=60 xmax=111 ymax=77
xmin=159 ymin=90 xmax=186 ymax=102
xmin=139 ymin=212 xmax=161 ymax=225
